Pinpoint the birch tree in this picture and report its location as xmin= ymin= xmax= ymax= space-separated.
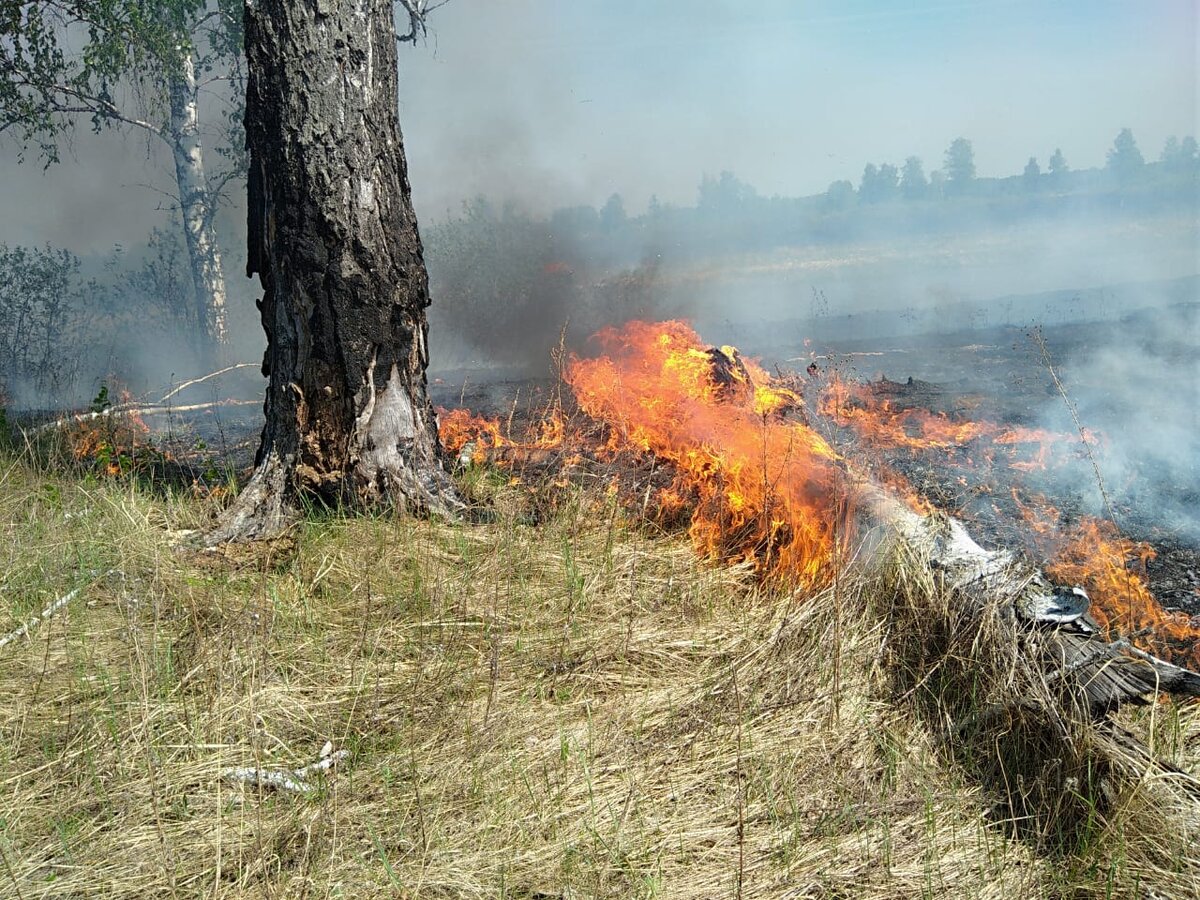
xmin=0 ymin=0 xmax=244 ymax=351
xmin=206 ymin=0 xmax=459 ymax=541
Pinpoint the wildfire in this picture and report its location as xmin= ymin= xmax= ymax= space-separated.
xmin=437 ymin=319 xmax=1198 ymax=669
xmin=438 ymin=406 xmax=568 ymax=467
xmin=563 ymin=321 xmax=844 ymax=584
xmin=440 ymin=321 xmax=846 ymax=585
xmin=1012 ymin=490 xmax=1200 ymax=666
xmin=438 ymin=408 xmax=508 ymax=466
xmin=67 ymin=390 xmax=153 ymax=477
xmin=818 ymin=375 xmax=1095 ymax=470
xmin=564 ymin=321 xmax=840 ymax=580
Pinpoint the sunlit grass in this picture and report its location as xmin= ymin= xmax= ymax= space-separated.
xmin=0 ymin=448 xmax=1197 ymax=898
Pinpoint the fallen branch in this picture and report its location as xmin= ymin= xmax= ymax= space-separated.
xmin=26 ymin=398 xmax=261 ymax=436
xmin=118 ymin=399 xmax=261 ymax=417
xmin=160 ymin=363 xmax=258 ymax=403
xmin=0 ymin=570 xmax=113 ymax=651
xmin=28 ymin=403 xmax=142 ymax=435
xmin=223 ymin=749 xmax=350 ymax=793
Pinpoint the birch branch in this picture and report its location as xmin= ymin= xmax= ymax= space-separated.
xmin=18 ymin=80 xmax=167 ymax=138
xmin=160 ymin=363 xmax=257 ymax=402
xmin=223 ymin=749 xmax=350 ymax=793
xmin=0 ymin=570 xmax=113 ymax=651
xmin=27 ymin=398 xmax=260 ymax=436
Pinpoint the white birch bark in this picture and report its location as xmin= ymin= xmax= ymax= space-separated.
xmin=168 ymin=52 xmax=229 ymax=348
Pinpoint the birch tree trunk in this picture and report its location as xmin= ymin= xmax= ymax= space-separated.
xmin=207 ymin=0 xmax=460 ymax=543
xmin=168 ymin=52 xmax=229 ymax=349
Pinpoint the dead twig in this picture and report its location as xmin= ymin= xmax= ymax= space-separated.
xmin=395 ymin=0 xmax=452 ymax=43
xmin=1030 ymin=328 xmax=1116 ymax=526
xmin=0 ymin=570 xmax=112 ymax=651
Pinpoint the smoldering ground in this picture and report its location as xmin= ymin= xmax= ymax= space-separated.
xmin=1031 ymin=302 xmax=1200 ymax=540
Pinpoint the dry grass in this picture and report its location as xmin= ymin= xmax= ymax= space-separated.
xmin=870 ymin=526 xmax=1200 ymax=882
xmin=1 ymin=451 xmax=1199 ymax=898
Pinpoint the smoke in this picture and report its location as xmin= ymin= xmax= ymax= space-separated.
xmin=1030 ymin=303 xmax=1200 ymax=540
xmin=0 ymin=222 xmax=264 ymax=412
xmin=398 ymin=3 xmax=1196 ymax=216
xmin=0 ymin=0 xmax=1194 ymax=515
xmin=421 ymin=197 xmax=1198 ymax=373
xmin=396 ymin=2 xmax=1196 ymax=378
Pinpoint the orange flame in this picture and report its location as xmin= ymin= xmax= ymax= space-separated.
xmin=1013 ymin=490 xmax=1200 ymax=667
xmin=67 ymin=389 xmax=154 ymax=477
xmin=437 ymin=406 xmax=566 ymax=467
xmin=436 ymin=320 xmax=1198 ymax=669
xmin=437 ymin=408 xmax=507 ymax=465
xmin=819 ymin=375 xmax=1096 ymax=470
xmin=564 ymin=320 xmax=843 ymax=585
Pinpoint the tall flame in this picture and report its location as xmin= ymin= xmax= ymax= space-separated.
xmin=564 ymin=320 xmax=843 ymax=584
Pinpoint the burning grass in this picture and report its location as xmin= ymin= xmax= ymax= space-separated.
xmin=816 ymin=374 xmax=1095 ymax=464
xmin=441 ymin=321 xmax=846 ymax=587
xmin=3 ymin=447 xmax=1200 ymax=898
xmin=1012 ymin=491 xmax=1200 ymax=668
xmin=440 ymin=319 xmax=1199 ymax=676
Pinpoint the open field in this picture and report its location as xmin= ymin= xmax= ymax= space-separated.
xmin=3 ymin=448 xmax=1200 ymax=898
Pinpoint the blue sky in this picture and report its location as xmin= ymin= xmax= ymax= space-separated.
xmin=398 ymin=0 xmax=1197 ymax=216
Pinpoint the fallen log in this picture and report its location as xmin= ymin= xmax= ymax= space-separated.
xmin=854 ymin=479 xmax=1200 ymax=717
xmin=791 ymin=355 xmax=1200 ymax=715
xmin=851 ymin=479 xmax=1200 ymax=847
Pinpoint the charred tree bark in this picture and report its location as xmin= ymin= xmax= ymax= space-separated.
xmin=208 ymin=0 xmax=460 ymax=543
xmin=167 ymin=52 xmax=229 ymax=350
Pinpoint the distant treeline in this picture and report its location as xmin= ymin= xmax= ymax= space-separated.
xmin=423 ymin=129 xmax=1199 ymax=366
xmin=4 ymin=128 xmax=1197 ymax=399
xmin=433 ymin=129 xmax=1199 ymax=266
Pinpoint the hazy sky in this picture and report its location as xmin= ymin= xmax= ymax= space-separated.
xmin=0 ymin=0 xmax=1195 ymax=250
xmin=399 ymin=0 xmax=1198 ymax=217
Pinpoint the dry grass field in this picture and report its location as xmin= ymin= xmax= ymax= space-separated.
xmin=1 ymin=450 xmax=1199 ymax=898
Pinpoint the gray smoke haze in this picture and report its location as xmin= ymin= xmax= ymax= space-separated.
xmin=392 ymin=2 xmax=1198 ymax=372
xmin=1031 ymin=303 xmax=1200 ymax=540
xmin=2 ymin=3 xmax=1194 ymax=238
xmin=397 ymin=1 xmax=1196 ymax=215
xmin=0 ymin=1 xmax=1196 ymax=484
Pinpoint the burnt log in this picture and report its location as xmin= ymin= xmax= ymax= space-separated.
xmin=850 ymin=481 xmax=1200 ymax=844
xmin=856 ymin=481 xmax=1200 ymax=717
